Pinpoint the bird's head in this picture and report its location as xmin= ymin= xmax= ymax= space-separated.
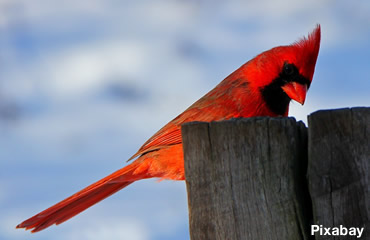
xmin=244 ymin=25 xmax=321 ymax=116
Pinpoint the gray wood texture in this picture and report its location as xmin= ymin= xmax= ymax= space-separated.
xmin=182 ymin=117 xmax=310 ymax=240
xmin=308 ymin=107 xmax=370 ymax=240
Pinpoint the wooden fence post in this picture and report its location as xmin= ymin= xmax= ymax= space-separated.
xmin=182 ymin=108 xmax=369 ymax=240
xmin=182 ymin=117 xmax=310 ymax=240
xmin=308 ymin=107 xmax=369 ymax=239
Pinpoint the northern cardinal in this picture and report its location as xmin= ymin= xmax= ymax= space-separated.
xmin=17 ymin=25 xmax=321 ymax=233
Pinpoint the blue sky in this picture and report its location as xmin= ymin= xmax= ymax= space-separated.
xmin=1 ymin=1 xmax=369 ymax=239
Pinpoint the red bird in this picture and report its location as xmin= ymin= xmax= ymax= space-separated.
xmin=17 ymin=25 xmax=321 ymax=232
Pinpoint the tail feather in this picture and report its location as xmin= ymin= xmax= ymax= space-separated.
xmin=16 ymin=163 xmax=141 ymax=233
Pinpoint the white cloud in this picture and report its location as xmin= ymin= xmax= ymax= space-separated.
xmin=41 ymin=40 xmax=147 ymax=98
xmin=0 ymin=0 xmax=105 ymax=28
xmin=2 ymin=0 xmax=369 ymax=104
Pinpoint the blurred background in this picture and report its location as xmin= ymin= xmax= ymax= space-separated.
xmin=1 ymin=0 xmax=369 ymax=239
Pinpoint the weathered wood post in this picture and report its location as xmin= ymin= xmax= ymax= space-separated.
xmin=308 ymin=107 xmax=369 ymax=239
xmin=182 ymin=107 xmax=369 ymax=240
xmin=182 ymin=117 xmax=310 ymax=240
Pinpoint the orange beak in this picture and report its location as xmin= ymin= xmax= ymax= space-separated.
xmin=281 ymin=82 xmax=307 ymax=105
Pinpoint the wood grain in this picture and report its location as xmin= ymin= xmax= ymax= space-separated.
xmin=308 ymin=107 xmax=369 ymax=240
xmin=182 ymin=117 xmax=310 ymax=240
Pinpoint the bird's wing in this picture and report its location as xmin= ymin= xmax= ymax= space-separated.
xmin=128 ymin=123 xmax=182 ymax=160
xmin=128 ymin=96 xmax=238 ymax=160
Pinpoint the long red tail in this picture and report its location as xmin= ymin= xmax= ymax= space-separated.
xmin=16 ymin=162 xmax=142 ymax=233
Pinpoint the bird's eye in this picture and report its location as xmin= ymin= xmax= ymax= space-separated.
xmin=283 ymin=63 xmax=295 ymax=75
